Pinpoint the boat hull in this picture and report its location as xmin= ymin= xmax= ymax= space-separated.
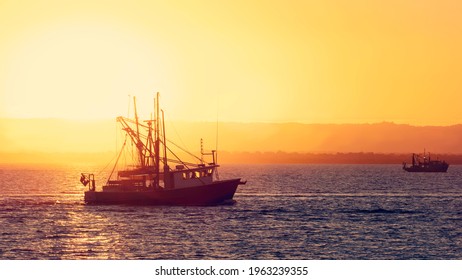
xmin=84 ymin=179 xmax=241 ymax=205
xmin=403 ymin=165 xmax=449 ymax=172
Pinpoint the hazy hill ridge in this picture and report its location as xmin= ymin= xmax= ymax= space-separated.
xmin=1 ymin=119 xmax=462 ymax=155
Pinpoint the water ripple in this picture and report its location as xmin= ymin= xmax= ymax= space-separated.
xmin=0 ymin=164 xmax=461 ymax=259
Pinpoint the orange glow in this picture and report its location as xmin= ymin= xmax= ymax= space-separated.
xmin=2 ymin=1 xmax=462 ymax=159
xmin=1 ymin=1 xmax=462 ymax=124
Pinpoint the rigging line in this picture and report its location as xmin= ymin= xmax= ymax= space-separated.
xmin=161 ymin=142 xmax=208 ymax=185
xmin=215 ymin=94 xmax=220 ymax=180
xmin=120 ymin=116 xmax=152 ymax=129
xmin=165 ymin=158 xmax=201 ymax=167
xmin=115 ymin=117 xmax=118 ymax=162
xmin=94 ymin=120 xmax=121 ymax=180
xmin=216 ymin=93 xmax=219 ymax=163
xmin=107 ymin=135 xmax=128 ymax=183
xmin=128 ymin=137 xmax=136 ymax=168
xmin=168 ymin=120 xmax=192 ymax=156
xmin=160 ymin=140 xmax=186 ymax=166
xmin=96 ymin=153 xmax=117 ymax=178
xmin=122 ymin=130 xmax=128 ymax=171
xmin=166 ymin=139 xmax=202 ymax=162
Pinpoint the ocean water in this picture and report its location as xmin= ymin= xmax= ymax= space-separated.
xmin=0 ymin=164 xmax=461 ymax=260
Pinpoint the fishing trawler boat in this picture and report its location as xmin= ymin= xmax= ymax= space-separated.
xmin=80 ymin=93 xmax=246 ymax=205
xmin=402 ymin=152 xmax=449 ymax=172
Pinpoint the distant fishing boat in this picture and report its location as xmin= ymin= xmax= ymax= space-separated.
xmin=80 ymin=93 xmax=246 ymax=205
xmin=402 ymin=151 xmax=449 ymax=172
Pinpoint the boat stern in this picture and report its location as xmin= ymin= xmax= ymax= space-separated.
xmin=84 ymin=191 xmax=98 ymax=204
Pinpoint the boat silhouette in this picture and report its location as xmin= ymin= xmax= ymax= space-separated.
xmin=402 ymin=151 xmax=449 ymax=172
xmin=80 ymin=93 xmax=246 ymax=205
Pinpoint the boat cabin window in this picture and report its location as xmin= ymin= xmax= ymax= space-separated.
xmin=180 ymin=168 xmax=214 ymax=180
xmin=181 ymin=169 xmax=213 ymax=180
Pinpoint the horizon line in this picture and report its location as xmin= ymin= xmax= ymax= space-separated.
xmin=1 ymin=117 xmax=462 ymax=127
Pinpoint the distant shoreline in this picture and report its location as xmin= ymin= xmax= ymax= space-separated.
xmin=219 ymin=151 xmax=460 ymax=164
xmin=1 ymin=151 xmax=461 ymax=166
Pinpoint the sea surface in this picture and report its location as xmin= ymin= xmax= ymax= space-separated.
xmin=0 ymin=164 xmax=461 ymax=260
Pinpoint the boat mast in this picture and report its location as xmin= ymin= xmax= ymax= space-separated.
xmin=133 ymin=96 xmax=145 ymax=168
xmin=162 ymin=109 xmax=169 ymax=177
xmin=200 ymin=138 xmax=204 ymax=164
xmin=155 ymin=92 xmax=160 ymax=188
xmin=145 ymin=119 xmax=154 ymax=167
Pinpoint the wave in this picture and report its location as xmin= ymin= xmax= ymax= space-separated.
xmin=349 ymin=208 xmax=418 ymax=215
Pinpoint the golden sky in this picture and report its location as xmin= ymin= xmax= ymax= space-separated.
xmin=1 ymin=0 xmax=462 ymax=125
